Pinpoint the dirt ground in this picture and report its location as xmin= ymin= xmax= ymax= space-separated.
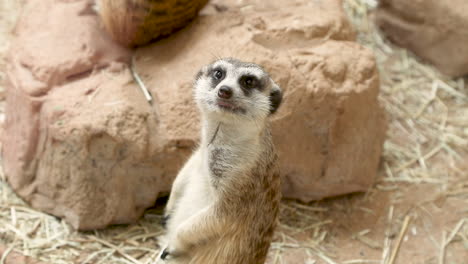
xmin=0 ymin=1 xmax=467 ymax=264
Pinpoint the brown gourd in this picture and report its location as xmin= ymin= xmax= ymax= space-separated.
xmin=98 ymin=0 xmax=208 ymax=47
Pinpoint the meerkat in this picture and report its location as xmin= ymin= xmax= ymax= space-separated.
xmin=156 ymin=58 xmax=283 ymax=264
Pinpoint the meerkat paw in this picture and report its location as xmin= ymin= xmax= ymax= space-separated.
xmin=154 ymin=247 xmax=171 ymax=263
xmin=156 ymin=234 xmax=169 ymax=249
xmin=160 ymin=236 xmax=188 ymax=260
xmin=156 ymin=246 xmax=187 ymax=264
xmin=158 ymin=247 xmax=170 ymax=260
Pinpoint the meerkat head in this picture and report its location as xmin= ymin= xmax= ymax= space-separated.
xmin=194 ymin=58 xmax=283 ymax=122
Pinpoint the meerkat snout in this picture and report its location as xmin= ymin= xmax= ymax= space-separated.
xmin=194 ymin=58 xmax=282 ymax=119
xmin=217 ymin=85 xmax=233 ymax=99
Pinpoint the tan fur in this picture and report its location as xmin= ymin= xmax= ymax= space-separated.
xmin=158 ymin=59 xmax=282 ymax=264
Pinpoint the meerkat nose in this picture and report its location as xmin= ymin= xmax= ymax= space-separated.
xmin=218 ymin=86 xmax=233 ymax=99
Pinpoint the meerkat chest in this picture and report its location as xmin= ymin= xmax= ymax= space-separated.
xmin=206 ymin=144 xmax=257 ymax=178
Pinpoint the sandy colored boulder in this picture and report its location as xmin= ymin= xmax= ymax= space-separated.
xmin=136 ymin=0 xmax=386 ymax=202
xmin=376 ymin=0 xmax=468 ymax=77
xmin=3 ymin=0 xmax=192 ymax=230
xmin=3 ymin=0 xmax=386 ymax=230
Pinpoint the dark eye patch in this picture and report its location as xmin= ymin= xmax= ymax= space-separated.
xmin=239 ymin=75 xmax=265 ymax=96
xmin=209 ymin=67 xmax=226 ymax=87
xmin=213 ymin=70 xmax=224 ymax=80
xmin=239 ymin=75 xmax=262 ymax=94
xmin=212 ymin=67 xmax=225 ymax=80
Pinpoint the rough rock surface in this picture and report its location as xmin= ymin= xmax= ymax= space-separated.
xmin=138 ymin=0 xmax=386 ymax=201
xmin=3 ymin=0 xmax=191 ymax=230
xmin=3 ymin=0 xmax=386 ymax=229
xmin=375 ymin=0 xmax=468 ymax=77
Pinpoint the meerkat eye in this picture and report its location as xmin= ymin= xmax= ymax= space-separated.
xmin=240 ymin=76 xmax=258 ymax=89
xmin=212 ymin=69 xmax=225 ymax=80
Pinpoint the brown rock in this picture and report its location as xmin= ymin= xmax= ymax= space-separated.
xmin=276 ymin=42 xmax=385 ymax=201
xmin=3 ymin=0 xmax=386 ymax=230
xmin=375 ymin=0 xmax=468 ymax=77
xmin=136 ymin=0 xmax=386 ymax=202
xmin=3 ymin=0 xmax=191 ymax=230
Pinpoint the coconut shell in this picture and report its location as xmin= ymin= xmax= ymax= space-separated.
xmin=98 ymin=0 xmax=208 ymax=47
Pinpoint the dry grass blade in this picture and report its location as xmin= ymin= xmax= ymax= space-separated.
xmin=0 ymin=244 xmax=15 ymax=264
xmin=130 ymin=55 xmax=153 ymax=104
xmin=439 ymin=231 xmax=447 ymax=264
xmin=89 ymin=236 xmax=142 ymax=264
xmin=444 ymin=219 xmax=466 ymax=246
xmin=353 ymin=232 xmax=382 ymax=250
xmin=438 ymin=218 xmax=467 ymax=264
xmin=387 ymin=215 xmax=411 ymax=264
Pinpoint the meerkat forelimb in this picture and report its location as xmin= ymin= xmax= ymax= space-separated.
xmin=158 ymin=58 xmax=283 ymax=264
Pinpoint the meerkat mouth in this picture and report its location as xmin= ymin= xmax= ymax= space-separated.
xmin=216 ymin=100 xmax=246 ymax=114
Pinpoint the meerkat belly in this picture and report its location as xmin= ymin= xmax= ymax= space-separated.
xmin=167 ymin=151 xmax=215 ymax=235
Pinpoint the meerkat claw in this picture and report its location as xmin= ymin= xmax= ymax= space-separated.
xmin=160 ymin=248 xmax=170 ymax=260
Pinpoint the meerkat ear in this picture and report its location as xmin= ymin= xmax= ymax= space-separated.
xmin=269 ymin=82 xmax=282 ymax=115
